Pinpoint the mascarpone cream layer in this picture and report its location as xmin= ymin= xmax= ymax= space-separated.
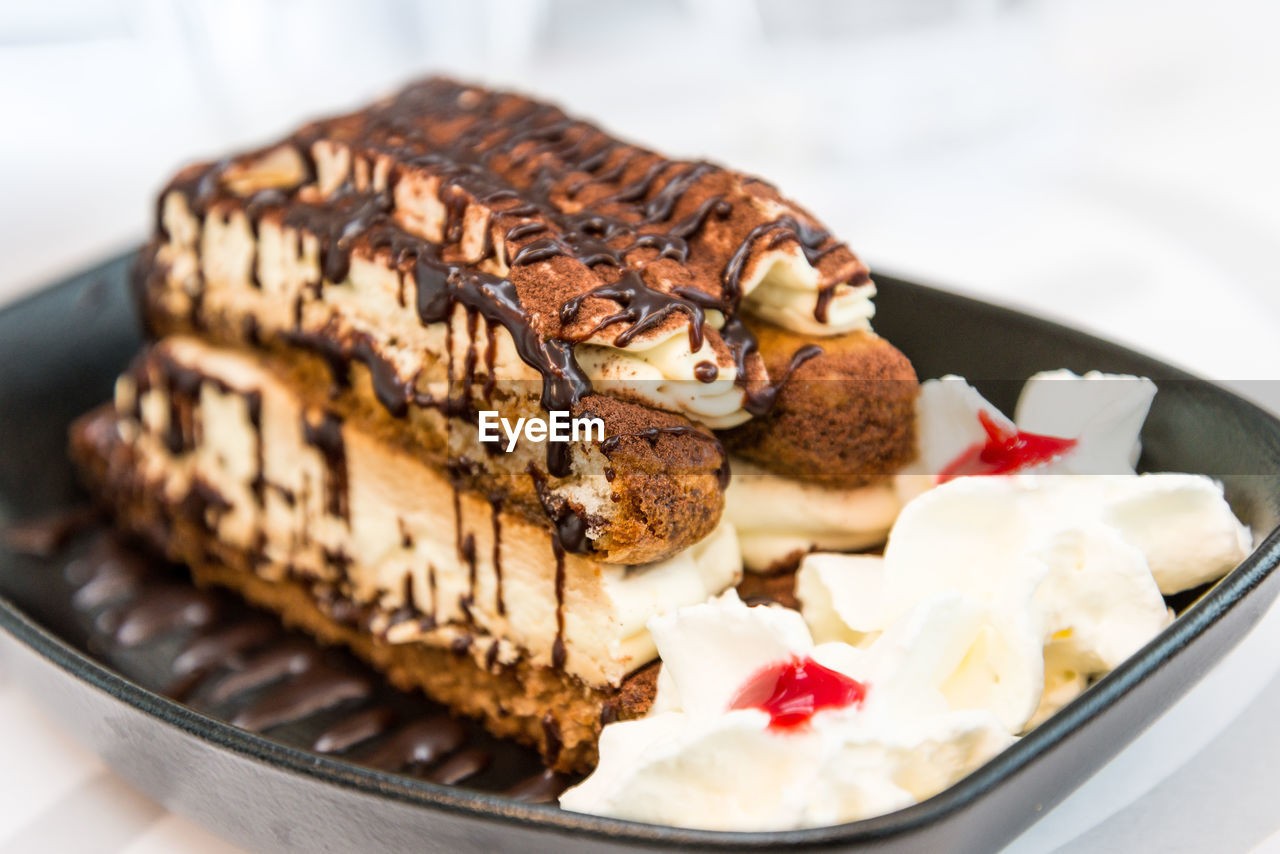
xmin=723 ymin=458 xmax=901 ymax=571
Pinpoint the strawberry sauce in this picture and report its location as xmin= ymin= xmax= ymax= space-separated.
xmin=938 ymin=410 xmax=1077 ymax=483
xmin=729 ymin=657 xmax=866 ymax=730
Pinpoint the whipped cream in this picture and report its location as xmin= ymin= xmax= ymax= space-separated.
xmin=559 ymin=591 xmax=1013 ymax=829
xmin=899 ymin=370 xmax=1157 ymax=500
xmin=799 ymin=472 xmax=1251 ymax=733
xmin=895 ymin=369 xmax=1251 ymax=593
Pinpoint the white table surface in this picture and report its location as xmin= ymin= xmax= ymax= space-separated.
xmin=1 ymin=1 xmax=1278 ymax=851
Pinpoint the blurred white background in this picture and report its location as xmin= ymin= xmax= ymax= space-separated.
xmin=2 ymin=0 xmax=1278 ymax=389
xmin=1 ymin=1 xmax=1279 ymax=852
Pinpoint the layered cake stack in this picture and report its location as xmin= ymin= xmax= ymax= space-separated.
xmin=71 ymin=78 xmax=918 ymax=771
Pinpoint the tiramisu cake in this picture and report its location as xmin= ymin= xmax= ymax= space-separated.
xmin=71 ymin=77 xmax=918 ymax=772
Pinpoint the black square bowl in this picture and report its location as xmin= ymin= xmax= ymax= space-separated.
xmin=1 ymin=252 xmax=1277 ymax=852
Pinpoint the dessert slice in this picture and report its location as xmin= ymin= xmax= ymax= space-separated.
xmin=77 ymin=76 xmax=926 ymax=773
xmin=134 ymin=77 xmax=916 ymax=541
xmin=71 ymin=337 xmax=735 ymax=770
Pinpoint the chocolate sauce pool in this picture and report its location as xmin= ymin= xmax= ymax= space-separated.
xmin=5 ymin=512 xmax=572 ymax=804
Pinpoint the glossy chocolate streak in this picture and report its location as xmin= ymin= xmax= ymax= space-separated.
xmin=300 ymin=408 xmax=349 ymax=522
xmin=459 ymin=532 xmax=478 ymax=621
xmin=508 ymin=179 xmax=729 ymax=272
xmin=96 ymin=584 xmax=218 ymax=648
xmin=489 ymin=492 xmax=505 ymax=616
xmin=143 ymin=353 xmax=273 ymax=521
xmin=545 ymin=437 xmax=573 ymax=480
xmin=482 ymin=322 xmax=499 ymax=400
xmin=560 ymin=270 xmax=706 ymax=350
xmin=723 ymin=215 xmax=838 ymax=302
xmin=173 ymin=620 xmax=276 ymax=678
xmin=208 ymin=642 xmax=321 ymax=703
xmin=550 ymin=536 xmax=567 ymax=671
xmin=233 ymin=667 xmax=372 ymax=732
xmin=526 ymin=464 xmax=590 ymax=555
xmin=748 ymin=343 xmax=824 ymax=415
xmin=161 ymin=361 xmax=203 ymax=455
xmin=313 ymin=706 xmax=396 ymax=754
xmin=60 ymin=531 xmax=559 ymax=795
xmin=541 ymin=713 xmax=564 ymax=769
xmin=245 ymin=391 xmax=265 ymax=507
xmin=284 ymin=328 xmax=413 ymax=418
xmin=670 ymin=289 xmax=824 ymax=416
xmin=430 ymin=748 xmax=493 ymax=785
xmin=504 ymin=769 xmax=572 ymax=804
xmin=358 ymin=717 xmax=465 ymax=772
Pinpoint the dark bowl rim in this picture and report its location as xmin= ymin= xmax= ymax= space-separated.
xmin=1 ymin=251 xmax=1279 ymax=849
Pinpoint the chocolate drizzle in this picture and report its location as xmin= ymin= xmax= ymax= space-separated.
xmin=313 ymin=706 xmax=396 ymax=754
xmin=245 ymin=391 xmax=265 ymax=507
xmin=489 ymin=492 xmax=505 ymax=616
xmin=430 ymin=748 xmax=493 ymax=785
xmin=460 ymin=531 xmax=478 ymax=620
xmin=746 ymin=343 xmax=824 ymax=415
xmin=233 ymin=668 xmax=369 ymax=732
xmin=550 ymin=535 xmax=567 ymax=671
xmin=560 ymin=270 xmax=706 ymax=350
xmin=96 ymin=584 xmax=218 ymax=647
xmin=357 ymin=716 xmax=465 ymax=771
xmin=161 ymin=362 xmax=203 ymax=455
xmin=173 ymin=620 xmax=276 ymax=679
xmin=526 ymin=464 xmax=590 ymax=555
xmin=139 ymin=352 xmax=273 ymax=526
xmin=541 ymin=713 xmax=564 ymax=768
xmin=722 ymin=215 xmax=840 ymax=303
xmin=179 ymin=479 xmax=232 ymax=533
xmin=300 ymin=408 xmax=349 ymax=522
xmin=504 ymin=769 xmax=572 ymax=803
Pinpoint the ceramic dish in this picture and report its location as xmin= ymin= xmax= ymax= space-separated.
xmin=1 ymin=252 xmax=1277 ymax=853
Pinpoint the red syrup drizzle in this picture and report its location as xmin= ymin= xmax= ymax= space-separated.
xmin=937 ymin=410 xmax=1078 ymax=484
xmin=729 ymin=657 xmax=866 ymax=731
